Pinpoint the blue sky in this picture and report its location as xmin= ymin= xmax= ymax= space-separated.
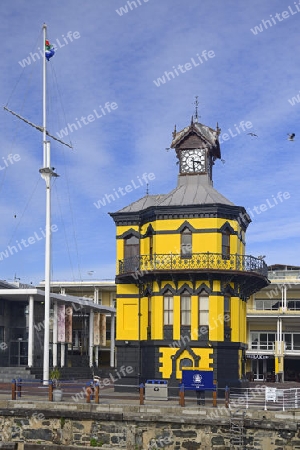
xmin=0 ymin=0 xmax=299 ymax=285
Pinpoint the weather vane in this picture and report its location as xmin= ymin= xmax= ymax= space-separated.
xmin=193 ymin=96 xmax=200 ymax=123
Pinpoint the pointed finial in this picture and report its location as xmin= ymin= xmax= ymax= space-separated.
xmin=191 ymin=115 xmax=194 ymax=125
xmin=193 ymin=96 xmax=200 ymax=123
xmin=216 ymin=122 xmax=221 ymax=136
xmin=146 ymin=183 xmax=149 ymax=195
xmin=172 ymin=124 xmax=177 ymax=138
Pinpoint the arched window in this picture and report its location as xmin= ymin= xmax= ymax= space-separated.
xmin=124 ymin=235 xmax=139 ymax=259
xmin=124 ymin=235 xmax=139 ymax=272
xmin=222 ymin=229 xmax=230 ymax=259
xmin=181 ymin=227 xmax=192 ymax=258
xmin=180 ymin=358 xmax=193 ymax=370
xmin=163 ymin=291 xmax=173 ymax=326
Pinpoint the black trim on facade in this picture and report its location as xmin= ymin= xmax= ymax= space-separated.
xmin=110 ymin=203 xmax=251 ymax=231
xmin=116 ymin=270 xmax=268 ymax=299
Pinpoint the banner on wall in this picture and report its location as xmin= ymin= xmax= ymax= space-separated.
xmin=93 ymin=312 xmax=100 ymax=346
xmin=57 ymin=305 xmax=65 ymax=343
xmin=100 ymin=313 xmax=106 ymax=346
xmin=65 ymin=306 xmax=73 ymax=344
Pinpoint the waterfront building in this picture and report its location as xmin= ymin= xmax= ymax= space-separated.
xmin=0 ymin=280 xmax=116 ymax=374
xmin=246 ymin=264 xmax=300 ymax=382
xmin=110 ymin=116 xmax=269 ymax=388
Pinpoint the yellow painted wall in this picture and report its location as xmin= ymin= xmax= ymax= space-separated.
xmin=209 ymin=296 xmax=224 ymax=341
xmin=151 ymin=296 xmax=163 ymax=339
xmin=115 ymin=217 xmax=245 ymax=262
xmin=159 ymin=347 xmax=213 ymax=379
xmin=116 ymin=299 xmax=138 ymax=340
xmin=140 ymin=297 xmax=148 ymax=340
xmin=231 ymin=297 xmax=240 ymax=342
xmin=191 ymin=295 xmax=198 ymax=340
xmin=173 ymin=295 xmax=181 ymax=340
xmin=115 ymin=215 xmax=247 ymax=348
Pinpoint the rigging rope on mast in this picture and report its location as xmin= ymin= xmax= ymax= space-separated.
xmin=3 ymin=106 xmax=73 ymax=149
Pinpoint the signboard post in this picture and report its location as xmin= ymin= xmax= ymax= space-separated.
xmin=181 ymin=369 xmax=215 ymax=406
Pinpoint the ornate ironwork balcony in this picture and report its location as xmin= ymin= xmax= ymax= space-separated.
xmin=118 ymin=252 xmax=268 ymax=278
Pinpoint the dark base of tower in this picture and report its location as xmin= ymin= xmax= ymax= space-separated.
xmin=114 ymin=340 xmax=249 ymax=392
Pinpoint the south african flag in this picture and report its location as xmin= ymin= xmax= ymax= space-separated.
xmin=45 ymin=40 xmax=55 ymax=61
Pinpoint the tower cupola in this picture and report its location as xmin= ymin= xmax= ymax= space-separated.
xmin=172 ymin=118 xmax=221 ymax=184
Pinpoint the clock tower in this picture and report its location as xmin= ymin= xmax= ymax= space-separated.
xmin=174 ymin=115 xmax=221 ymax=181
xmin=110 ymin=113 xmax=269 ymax=391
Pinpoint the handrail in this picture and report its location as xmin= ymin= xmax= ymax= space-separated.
xmin=118 ymin=253 xmax=268 ymax=277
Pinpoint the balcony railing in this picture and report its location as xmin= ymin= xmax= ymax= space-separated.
xmin=118 ymin=252 xmax=268 ymax=277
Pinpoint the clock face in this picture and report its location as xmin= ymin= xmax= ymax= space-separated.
xmin=181 ymin=149 xmax=206 ymax=173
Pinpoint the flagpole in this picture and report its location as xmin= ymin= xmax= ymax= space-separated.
xmin=40 ymin=23 xmax=57 ymax=385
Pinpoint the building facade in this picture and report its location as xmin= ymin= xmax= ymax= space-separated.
xmin=110 ymin=117 xmax=269 ymax=388
xmin=0 ymin=280 xmax=116 ymax=374
xmin=246 ymin=264 xmax=300 ymax=382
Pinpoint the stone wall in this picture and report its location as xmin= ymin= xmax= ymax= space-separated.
xmin=0 ymin=400 xmax=300 ymax=449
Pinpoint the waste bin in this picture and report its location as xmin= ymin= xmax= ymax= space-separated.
xmin=145 ymin=379 xmax=168 ymax=400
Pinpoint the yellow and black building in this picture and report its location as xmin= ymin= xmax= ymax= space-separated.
xmin=110 ymin=116 xmax=269 ymax=388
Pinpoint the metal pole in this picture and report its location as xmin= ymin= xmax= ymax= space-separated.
xmin=42 ymin=23 xmax=51 ymax=385
xmin=28 ymin=295 xmax=34 ymax=367
xmin=89 ymin=310 xmax=94 ymax=367
xmin=110 ymin=313 xmax=115 ymax=367
xmin=53 ymin=301 xmax=58 ymax=367
xmin=40 ymin=24 xmax=58 ymax=384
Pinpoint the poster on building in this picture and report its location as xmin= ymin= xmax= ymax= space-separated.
xmin=93 ymin=312 xmax=100 ymax=346
xmin=65 ymin=306 xmax=73 ymax=343
xmin=100 ymin=313 xmax=106 ymax=346
xmin=57 ymin=305 xmax=65 ymax=343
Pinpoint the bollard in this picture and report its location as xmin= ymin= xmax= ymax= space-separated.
xmin=95 ymin=383 xmax=99 ymax=404
xmin=212 ymin=390 xmax=217 ymax=407
xmin=179 ymin=383 xmax=185 ymax=407
xmin=11 ymin=379 xmax=16 ymax=400
xmin=17 ymin=378 xmax=22 ymax=398
xmin=86 ymin=383 xmax=92 ymax=403
xmin=139 ymin=383 xmax=144 ymax=405
xmin=225 ymin=385 xmax=230 ymax=408
xmin=48 ymin=380 xmax=53 ymax=402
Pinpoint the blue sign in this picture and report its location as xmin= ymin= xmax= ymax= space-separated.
xmin=181 ymin=370 xmax=215 ymax=390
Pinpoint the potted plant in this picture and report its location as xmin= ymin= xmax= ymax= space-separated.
xmin=50 ymin=367 xmax=63 ymax=401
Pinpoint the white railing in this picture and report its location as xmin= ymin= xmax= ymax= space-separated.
xmin=229 ymin=386 xmax=300 ymax=411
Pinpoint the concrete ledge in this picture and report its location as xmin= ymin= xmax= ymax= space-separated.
xmin=0 ymin=400 xmax=299 ymax=430
xmin=0 ymin=444 xmax=17 ymax=450
xmin=24 ymin=446 xmax=91 ymax=450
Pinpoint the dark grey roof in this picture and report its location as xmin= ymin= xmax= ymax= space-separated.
xmin=171 ymin=121 xmax=219 ymax=149
xmin=117 ymin=174 xmax=234 ymax=213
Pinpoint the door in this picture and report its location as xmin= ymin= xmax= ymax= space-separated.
xmin=9 ymin=340 xmax=28 ymax=366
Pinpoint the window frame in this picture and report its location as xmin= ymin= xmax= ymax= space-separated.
xmin=181 ymin=293 xmax=191 ymax=326
xmin=199 ymin=292 xmax=209 ymax=328
xmin=163 ymin=292 xmax=173 ymax=326
xmin=222 ymin=229 xmax=230 ymax=260
xmin=181 ymin=227 xmax=192 ymax=259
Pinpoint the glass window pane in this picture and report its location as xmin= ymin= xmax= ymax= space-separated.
xmin=181 ymin=295 xmax=191 ymax=326
xmin=181 ymin=228 xmax=192 ymax=257
xmin=294 ymin=334 xmax=300 ymax=350
xmin=164 ymin=294 xmax=173 ymax=325
xmin=199 ymin=294 xmax=209 ymax=327
xmin=256 ymin=300 xmax=263 ymax=310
